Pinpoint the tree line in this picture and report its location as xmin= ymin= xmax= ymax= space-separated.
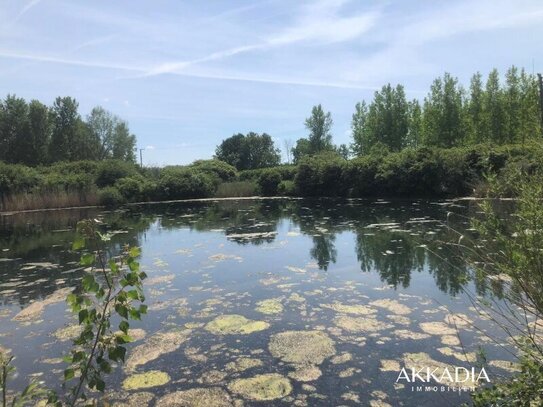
xmin=215 ymin=66 xmax=542 ymax=169
xmin=0 ymin=95 xmax=136 ymax=166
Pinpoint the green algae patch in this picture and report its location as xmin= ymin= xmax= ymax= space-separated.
xmin=320 ymin=302 xmax=376 ymax=315
xmin=226 ymin=357 xmax=263 ymax=372
xmin=228 ymin=373 xmax=292 ymax=401
xmin=13 ymin=287 xmax=72 ymax=322
xmin=52 ymin=324 xmax=82 ymax=341
xmin=380 ymin=359 xmax=400 ymax=372
xmin=488 ymin=360 xmax=521 ymax=373
xmin=205 ymin=314 xmax=269 ymax=335
xmin=255 ymin=299 xmax=283 ymax=315
xmin=156 ymin=387 xmax=233 ymax=407
xmin=122 ymin=370 xmax=171 ymax=390
xmin=419 ymin=321 xmax=456 ymax=336
xmin=269 ymin=330 xmax=335 ymax=365
xmin=334 ymin=316 xmax=393 ymax=333
xmin=288 ymin=365 xmax=322 ymax=382
xmin=126 ymin=330 xmax=190 ymax=371
xmin=370 ymin=299 xmax=411 ymax=315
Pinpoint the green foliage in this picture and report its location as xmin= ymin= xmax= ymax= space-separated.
xmin=350 ymin=67 xmax=542 ymax=156
xmin=0 ymin=162 xmax=41 ymax=194
xmin=0 ymin=95 xmax=137 ymax=166
xmin=99 ymin=186 xmax=125 ymax=207
xmin=239 ymin=165 xmax=297 ymax=182
xmin=472 ymin=348 xmax=543 ymax=406
xmin=257 ymin=169 xmax=282 ymax=196
xmin=95 ymin=160 xmax=138 ymax=188
xmin=214 ymin=181 xmax=257 ymax=198
xmin=277 ymin=180 xmax=296 ymax=196
xmin=295 ymin=152 xmax=348 ymax=197
xmin=115 ymin=175 xmax=156 ymax=202
xmin=215 ymin=132 xmax=281 ymax=170
xmin=189 ymin=159 xmax=238 ymax=182
xmin=158 ymin=167 xmax=216 ymax=200
xmin=1 ymin=220 xmax=146 ymax=406
xmin=58 ymin=219 xmax=147 ymax=405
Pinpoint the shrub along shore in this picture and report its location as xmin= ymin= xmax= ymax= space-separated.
xmin=1 ymin=142 xmax=541 ymax=212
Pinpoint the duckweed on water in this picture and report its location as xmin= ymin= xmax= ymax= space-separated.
xmin=437 ymin=346 xmax=477 ymax=362
xmin=380 ymin=359 xmax=400 ymax=371
xmin=269 ymin=330 xmax=335 ymax=365
xmin=488 ymin=359 xmax=522 ymax=372
xmin=393 ymin=329 xmax=431 ymax=340
xmin=330 ymin=352 xmax=352 ymax=364
xmin=255 ymin=298 xmax=283 ymax=315
xmin=205 ymin=314 xmax=269 ymax=335
xmin=122 ymin=370 xmax=171 ymax=390
xmin=156 ymin=387 xmax=233 ymax=407
xmin=126 ymin=330 xmax=191 ymax=371
xmin=228 ymin=373 xmax=292 ymax=401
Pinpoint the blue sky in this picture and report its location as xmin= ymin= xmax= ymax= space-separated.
xmin=1 ymin=0 xmax=543 ymax=165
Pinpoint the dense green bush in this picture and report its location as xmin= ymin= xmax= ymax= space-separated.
xmin=98 ymin=186 xmax=125 ymax=207
xmin=157 ymin=168 xmax=216 ymax=200
xmin=257 ymin=169 xmax=282 ymax=196
xmin=190 ymin=159 xmax=237 ymax=182
xmin=95 ymin=160 xmax=138 ymax=188
xmin=115 ymin=175 xmax=156 ymax=202
xmin=239 ymin=165 xmax=297 ymax=182
xmin=295 ymin=152 xmax=348 ymax=196
xmin=277 ymin=180 xmax=296 ymax=196
xmin=0 ymin=162 xmax=41 ymax=194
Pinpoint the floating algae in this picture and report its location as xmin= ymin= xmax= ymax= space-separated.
xmin=380 ymin=359 xmax=400 ymax=371
xmin=419 ymin=321 xmax=457 ymax=336
xmin=205 ymin=314 xmax=269 ymax=335
xmin=126 ymin=330 xmax=190 ymax=371
xmin=320 ymin=302 xmax=376 ymax=315
xmin=269 ymin=331 xmax=335 ymax=365
xmin=288 ymin=365 xmax=322 ymax=382
xmin=198 ymin=370 xmax=227 ymax=384
xmin=52 ymin=324 xmax=82 ymax=341
xmin=156 ymin=387 xmax=233 ymax=407
xmin=228 ymin=373 xmax=292 ymax=401
xmin=437 ymin=346 xmax=477 ymax=363
xmin=334 ymin=316 xmax=393 ymax=333
xmin=225 ymin=357 xmax=263 ymax=372
xmin=288 ymin=293 xmax=305 ymax=303
xmin=209 ymin=254 xmax=243 ymax=262
xmin=330 ymin=352 xmax=352 ymax=364
xmin=370 ymin=299 xmax=411 ymax=315
xmin=338 ymin=367 xmax=357 ymax=378
xmin=444 ymin=313 xmax=473 ymax=329
xmin=146 ymin=274 xmax=175 ymax=286
xmin=13 ymin=287 xmax=72 ymax=322
xmin=440 ymin=335 xmax=460 ymax=346
xmin=110 ymin=392 xmax=155 ymax=407
xmin=122 ymin=370 xmax=171 ymax=390
xmin=488 ymin=360 xmax=521 ymax=373
xmin=402 ymin=352 xmax=479 ymax=386
xmin=393 ymin=329 xmax=431 ymax=340
xmin=255 ymin=299 xmax=283 ymax=315
xmin=387 ymin=315 xmax=410 ymax=325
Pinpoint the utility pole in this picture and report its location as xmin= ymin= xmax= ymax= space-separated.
xmin=139 ymin=148 xmax=144 ymax=168
xmin=538 ymin=73 xmax=543 ymax=136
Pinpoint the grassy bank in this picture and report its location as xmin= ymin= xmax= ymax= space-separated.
xmin=1 ymin=143 xmax=542 ymax=212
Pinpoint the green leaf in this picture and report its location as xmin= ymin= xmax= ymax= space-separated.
xmin=64 ymin=368 xmax=74 ymax=380
xmin=115 ymin=304 xmax=129 ymax=319
xmin=72 ymin=237 xmax=85 ymax=250
xmin=80 ymin=253 xmax=95 ymax=267
xmin=78 ymin=309 xmax=89 ymax=324
xmin=119 ymin=320 xmax=129 ymax=334
xmin=129 ymin=247 xmax=141 ymax=258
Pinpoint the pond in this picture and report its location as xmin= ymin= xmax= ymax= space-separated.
xmin=0 ymin=198 xmax=518 ymax=406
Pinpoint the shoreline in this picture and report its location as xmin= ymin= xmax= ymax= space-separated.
xmin=0 ymin=195 xmax=516 ymax=216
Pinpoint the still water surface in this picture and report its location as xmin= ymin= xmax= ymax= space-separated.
xmin=0 ymin=199 xmax=516 ymax=406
